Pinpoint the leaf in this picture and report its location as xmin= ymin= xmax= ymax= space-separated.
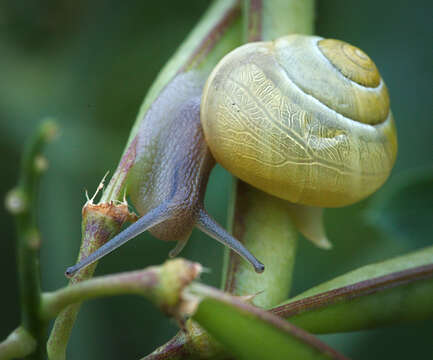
xmin=190 ymin=285 xmax=349 ymax=360
xmin=272 ymin=246 xmax=433 ymax=333
xmin=365 ymin=168 xmax=433 ymax=245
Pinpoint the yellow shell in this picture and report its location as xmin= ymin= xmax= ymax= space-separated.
xmin=200 ymin=35 xmax=397 ymax=207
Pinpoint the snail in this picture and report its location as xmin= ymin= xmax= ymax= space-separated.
xmin=65 ymin=34 xmax=397 ymax=277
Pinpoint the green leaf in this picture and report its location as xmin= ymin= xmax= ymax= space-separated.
xmin=191 ymin=286 xmax=349 ymax=360
xmin=365 ymin=168 xmax=433 ymax=245
xmin=272 ymin=246 xmax=433 ymax=333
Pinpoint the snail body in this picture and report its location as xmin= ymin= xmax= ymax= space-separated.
xmin=66 ymin=72 xmax=265 ymax=276
xmin=66 ymin=35 xmax=397 ymax=277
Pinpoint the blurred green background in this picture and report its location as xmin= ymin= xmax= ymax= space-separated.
xmin=1 ymin=0 xmax=431 ymax=359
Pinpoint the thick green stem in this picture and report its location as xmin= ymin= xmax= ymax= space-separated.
xmin=223 ymin=181 xmax=297 ymax=308
xmin=222 ymin=0 xmax=315 ymax=307
xmin=243 ymin=0 xmax=315 ymax=42
xmin=5 ymin=120 xmax=58 ymax=360
xmin=261 ymin=0 xmax=315 ymax=40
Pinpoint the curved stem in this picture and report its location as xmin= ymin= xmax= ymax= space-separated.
xmin=0 ymin=327 xmax=37 ymax=360
xmin=42 ymin=259 xmax=201 ymax=321
xmin=5 ymin=120 xmax=58 ymax=360
xmin=271 ymin=247 xmax=433 ymax=333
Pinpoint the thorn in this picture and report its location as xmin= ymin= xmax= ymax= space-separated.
xmin=191 ymin=266 xmax=210 ymax=282
xmin=238 ymin=290 xmax=264 ymax=304
xmin=101 ymin=170 xmax=110 ymax=183
xmin=317 ymin=237 xmax=333 ymax=250
xmin=200 ymin=266 xmax=212 ymax=274
xmin=122 ymin=188 xmax=127 ymax=204
xmin=86 ymin=171 xmax=110 ymax=204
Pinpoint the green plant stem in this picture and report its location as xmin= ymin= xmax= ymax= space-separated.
xmin=46 ymin=259 xmax=199 ymax=360
xmin=0 ymin=327 xmax=37 ymax=360
xmin=223 ymin=181 xmax=298 ymax=307
xmin=47 ymin=199 xmax=136 ymax=359
xmin=243 ymin=0 xmax=315 ymax=43
xmin=222 ymin=0 xmax=315 ymax=307
xmin=272 ymin=246 xmax=433 ymax=333
xmin=188 ymin=283 xmax=349 ymax=360
xmin=5 ymin=120 xmax=58 ymax=360
xmin=260 ymin=0 xmax=315 ymax=40
xmin=279 ymin=264 xmax=433 ymax=333
xmin=41 ymin=259 xmax=200 ymax=320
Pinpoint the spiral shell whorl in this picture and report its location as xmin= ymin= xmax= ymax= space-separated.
xmin=201 ymin=34 xmax=397 ymax=207
xmin=318 ymin=39 xmax=380 ymax=87
xmin=273 ymin=35 xmax=390 ymax=125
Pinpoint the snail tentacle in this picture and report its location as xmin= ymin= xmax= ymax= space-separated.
xmin=65 ymin=202 xmax=173 ymax=277
xmin=196 ymin=207 xmax=265 ymax=273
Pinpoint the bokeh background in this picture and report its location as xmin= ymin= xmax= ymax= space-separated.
xmin=1 ymin=0 xmax=432 ymax=359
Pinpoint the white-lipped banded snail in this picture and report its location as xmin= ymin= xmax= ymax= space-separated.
xmin=66 ymin=34 xmax=397 ymax=277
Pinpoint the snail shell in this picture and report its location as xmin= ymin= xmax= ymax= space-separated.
xmin=201 ymin=35 xmax=397 ymax=207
